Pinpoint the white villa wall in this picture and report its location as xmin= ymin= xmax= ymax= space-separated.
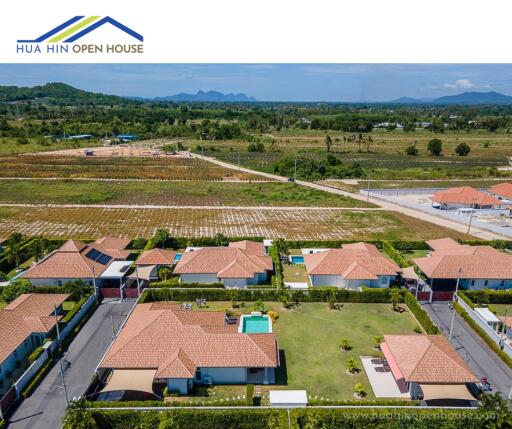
xmin=309 ymin=275 xmax=390 ymax=289
xmin=223 ymin=278 xmax=249 ymax=288
xmin=459 ymin=278 xmax=512 ymax=290
xmin=167 ymin=378 xmax=190 ymax=394
xmin=179 ymin=273 xmax=219 ymax=284
xmin=28 ymin=277 xmax=94 ymax=287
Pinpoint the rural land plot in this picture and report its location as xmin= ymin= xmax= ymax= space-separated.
xmin=0 ymin=206 xmax=471 ymax=240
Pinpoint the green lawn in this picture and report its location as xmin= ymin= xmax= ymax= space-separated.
xmin=62 ymin=301 xmax=77 ymax=312
xmin=402 ymin=249 xmax=429 ymax=263
xmin=282 ymin=263 xmax=309 ymax=284
xmin=169 ymin=301 xmax=420 ymax=400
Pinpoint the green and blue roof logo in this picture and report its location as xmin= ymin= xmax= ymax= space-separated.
xmin=17 ymin=16 xmax=143 ymax=43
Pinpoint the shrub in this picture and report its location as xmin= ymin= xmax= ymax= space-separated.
xmin=381 ymin=241 xmax=409 ymax=268
xmin=458 ymin=292 xmax=475 ymax=309
xmin=427 ymin=138 xmax=443 ymax=156
xmin=373 ymin=335 xmax=383 ymax=350
xmin=345 ymin=357 xmax=359 ymax=374
xmin=403 ymin=291 xmax=439 ymax=334
xmin=405 ymin=143 xmax=418 ymax=156
xmin=455 ymin=142 xmax=471 ymax=156
xmin=267 ymin=310 xmax=278 ymax=322
xmin=354 ymin=383 xmax=366 ymax=398
xmin=253 ymin=300 xmax=265 ymax=312
xmin=339 ymin=338 xmax=352 ymax=351
xmin=1 ymin=279 xmax=34 ymax=303
xmin=246 ymin=384 xmax=254 ymax=406
xmin=27 ymin=346 xmax=44 ymax=365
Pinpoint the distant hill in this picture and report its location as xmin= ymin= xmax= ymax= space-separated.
xmin=389 ymin=91 xmax=512 ymax=105
xmin=154 ymin=90 xmax=257 ymax=102
xmin=0 ymin=82 xmax=135 ymax=105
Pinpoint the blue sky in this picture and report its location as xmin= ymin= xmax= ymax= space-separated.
xmin=0 ymin=64 xmax=511 ymax=102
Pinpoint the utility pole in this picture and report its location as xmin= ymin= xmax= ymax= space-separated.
xmin=136 ymin=266 xmax=141 ymax=297
xmin=449 ymin=267 xmax=462 ymax=341
xmin=92 ymin=267 xmax=98 ymax=301
xmin=238 ymin=152 xmax=240 ymax=171
xmin=294 ymin=157 xmax=297 ymax=181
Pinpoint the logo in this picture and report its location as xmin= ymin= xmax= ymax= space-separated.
xmin=17 ymin=16 xmax=144 ymax=55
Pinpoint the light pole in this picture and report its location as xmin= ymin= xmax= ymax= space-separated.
xmin=294 ymin=156 xmax=297 ymax=181
xmin=467 ymin=200 xmax=476 ymax=234
xmin=449 ymin=267 xmax=462 ymax=341
xmin=54 ymin=305 xmax=69 ymax=406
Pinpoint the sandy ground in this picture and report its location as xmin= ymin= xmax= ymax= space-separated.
xmin=25 ymin=144 xmax=191 ymax=158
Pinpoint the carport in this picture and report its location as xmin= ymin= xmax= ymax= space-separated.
xmin=101 ymin=369 xmax=157 ymax=396
xmin=419 ymin=384 xmax=475 ymax=401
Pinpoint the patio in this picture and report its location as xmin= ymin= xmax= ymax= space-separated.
xmin=361 ymin=357 xmax=410 ymax=399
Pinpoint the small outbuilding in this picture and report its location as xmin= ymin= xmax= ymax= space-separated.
xmin=269 ymin=390 xmax=308 ymax=408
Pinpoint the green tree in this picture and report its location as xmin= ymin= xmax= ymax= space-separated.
xmin=62 ymin=398 xmax=98 ymax=429
xmin=390 ymin=289 xmax=401 ymax=311
xmin=477 ymin=393 xmax=512 ymax=429
xmin=214 ymin=233 xmax=229 ymax=247
xmin=427 ymin=138 xmax=443 ymax=156
xmin=273 ymin=239 xmax=288 ymax=256
xmin=31 ymin=236 xmax=48 ymax=261
xmin=158 ymin=267 xmax=172 ymax=282
xmin=1 ymin=279 xmax=35 ymax=303
xmin=64 ymin=280 xmax=88 ymax=301
xmin=373 ymin=335 xmax=384 ymax=350
xmin=354 ymin=382 xmax=366 ymax=398
xmin=325 ymin=134 xmax=332 ymax=152
xmin=153 ymin=229 xmax=170 ymax=248
xmin=455 ymin=142 xmax=471 ymax=156
xmin=345 ymin=357 xmax=360 ymax=374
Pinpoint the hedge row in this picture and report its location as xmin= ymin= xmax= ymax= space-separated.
xmin=381 ymin=241 xmax=409 ymax=268
xmin=454 ymin=302 xmax=512 ymax=369
xmin=268 ymin=246 xmax=283 ymax=289
xmin=68 ymin=407 xmax=486 ymax=429
xmin=27 ymin=346 xmax=44 ymax=365
xmin=307 ymin=398 xmax=420 ymax=406
xmin=461 ymin=239 xmax=512 ymax=249
xmin=61 ymin=295 xmax=89 ymax=323
xmin=32 ymin=285 xmax=94 ymax=295
xmin=458 ymin=292 xmax=476 ymax=309
xmin=150 ymin=281 xmax=225 ymax=289
xmin=140 ymin=287 xmax=402 ymax=304
xmin=463 ymin=289 xmax=512 ymax=305
xmin=403 ymin=291 xmax=439 ymax=334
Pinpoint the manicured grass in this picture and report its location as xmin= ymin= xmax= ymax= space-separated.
xmin=0 ymin=179 xmax=374 ymax=208
xmin=170 ymin=301 xmax=420 ymax=400
xmin=402 ymin=250 xmax=429 ymax=263
xmin=282 ymin=263 xmax=309 ymax=284
xmin=0 ymin=301 xmax=7 ymax=309
xmin=62 ymin=301 xmax=77 ymax=312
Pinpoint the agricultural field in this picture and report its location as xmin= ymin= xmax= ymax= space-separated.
xmin=0 ymin=179 xmax=371 ymax=207
xmin=320 ymin=178 xmax=512 ymax=193
xmin=0 ymin=155 xmax=260 ymax=181
xmin=0 ymin=206 xmax=471 ymax=240
xmin=0 ymin=137 xmax=102 ymax=156
xmin=193 ymin=130 xmax=512 ymax=180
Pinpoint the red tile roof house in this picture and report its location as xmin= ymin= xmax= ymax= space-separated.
xmin=98 ymin=302 xmax=279 ymax=397
xmin=303 ymin=242 xmax=400 ymax=288
xmin=21 ymin=237 xmax=133 ymax=290
xmin=413 ymin=237 xmax=512 ymax=291
xmin=489 ymin=182 xmax=512 ymax=203
xmin=131 ymin=248 xmax=177 ymax=282
xmin=430 ymin=186 xmax=504 ymax=210
xmin=173 ymin=241 xmax=273 ymax=288
xmin=0 ymin=293 xmax=68 ymax=392
xmin=380 ymin=335 xmax=477 ymax=404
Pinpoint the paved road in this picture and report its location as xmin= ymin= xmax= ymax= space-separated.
xmin=188 ymin=152 xmax=507 ymax=240
xmin=7 ymin=298 xmax=136 ymax=429
xmin=423 ymin=302 xmax=512 ymax=397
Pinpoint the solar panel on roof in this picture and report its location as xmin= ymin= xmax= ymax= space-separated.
xmin=85 ymin=248 xmax=112 ymax=265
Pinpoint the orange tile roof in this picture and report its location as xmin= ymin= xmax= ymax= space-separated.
xmin=228 ymin=240 xmax=265 ymax=256
xmin=383 ymin=335 xmax=477 ymax=383
xmin=174 ymin=247 xmax=272 ymax=279
xmin=22 ymin=237 xmax=130 ymax=279
xmin=304 ymin=242 xmax=399 ymax=279
xmin=489 ymin=182 xmax=512 ymax=200
xmin=100 ymin=303 xmax=279 ymax=379
xmin=499 ymin=315 xmax=512 ymax=328
xmin=426 ymin=238 xmax=463 ymax=251
xmin=136 ymin=248 xmax=177 ymax=266
xmin=413 ymin=243 xmax=512 ymax=279
xmin=0 ymin=293 xmax=69 ymax=363
xmin=431 ymin=186 xmax=503 ymax=206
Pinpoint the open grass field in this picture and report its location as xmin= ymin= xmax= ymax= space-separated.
xmin=0 ymin=206 xmax=472 ymax=240
xmin=282 ymin=263 xmax=309 ymax=283
xmin=0 ymin=155 xmax=261 ymax=181
xmin=174 ymin=301 xmax=420 ymax=399
xmin=0 ymin=137 xmax=102 ymax=156
xmin=0 ymin=179 xmax=373 ymax=208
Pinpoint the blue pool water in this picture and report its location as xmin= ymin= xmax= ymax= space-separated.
xmin=242 ymin=315 xmax=270 ymax=333
xmin=174 ymin=253 xmax=182 ymax=261
xmin=291 ymin=255 xmax=304 ymax=264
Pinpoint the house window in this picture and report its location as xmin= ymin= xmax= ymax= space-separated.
xmin=500 ymin=280 xmax=505 ymax=288
xmin=484 ymin=280 xmax=489 ymax=287
xmin=58 ymin=280 xmax=62 ymax=286
xmin=381 ymin=277 xmax=387 ymax=285
xmin=471 ymin=280 xmax=475 ymax=286
xmin=195 ymin=368 xmax=201 ymax=381
xmin=89 ymin=281 xmax=93 ymax=286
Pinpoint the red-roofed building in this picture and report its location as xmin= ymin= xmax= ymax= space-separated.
xmin=22 ymin=237 xmax=132 ymax=288
xmin=413 ymin=238 xmax=512 ymax=291
xmin=381 ymin=335 xmax=477 ymax=403
xmin=489 ymin=182 xmax=512 ymax=203
xmin=303 ymin=242 xmax=400 ymax=288
xmin=98 ymin=303 xmax=279 ymax=396
xmin=174 ymin=241 xmax=272 ymax=287
xmin=431 ymin=186 xmax=503 ymax=210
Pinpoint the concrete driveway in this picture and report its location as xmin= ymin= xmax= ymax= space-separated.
xmin=7 ymin=298 xmax=136 ymax=429
xmin=424 ymin=301 xmax=512 ymax=397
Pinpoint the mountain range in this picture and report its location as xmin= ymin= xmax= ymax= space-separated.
xmin=390 ymin=91 xmax=512 ymax=105
xmin=151 ymin=90 xmax=257 ymax=102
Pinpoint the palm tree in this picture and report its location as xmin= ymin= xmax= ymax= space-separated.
xmin=354 ymin=383 xmax=366 ymax=398
xmin=339 ymin=338 xmax=352 ymax=351
xmin=345 ymin=358 xmax=359 ymax=374
xmin=390 ymin=289 xmax=401 ymax=312
xmin=373 ymin=335 xmax=383 ymax=350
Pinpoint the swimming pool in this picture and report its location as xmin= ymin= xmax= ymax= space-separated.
xmin=239 ymin=314 xmax=272 ymax=333
xmin=174 ymin=253 xmax=182 ymax=262
xmin=290 ymin=255 xmax=304 ymax=264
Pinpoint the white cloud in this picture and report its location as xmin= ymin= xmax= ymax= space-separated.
xmin=443 ymin=79 xmax=489 ymax=89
